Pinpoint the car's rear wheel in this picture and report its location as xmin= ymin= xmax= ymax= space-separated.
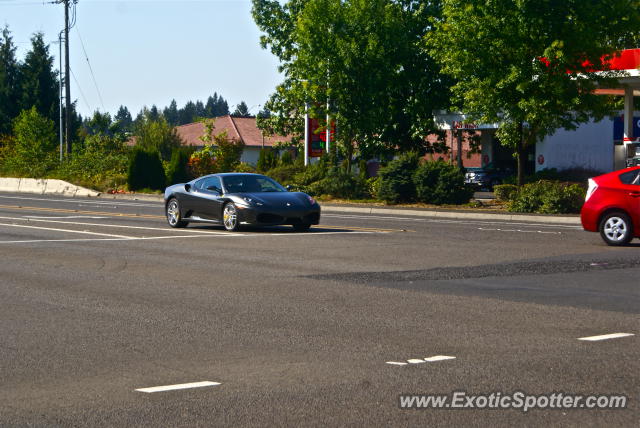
xmin=223 ymin=203 xmax=240 ymax=232
xmin=293 ymin=223 xmax=312 ymax=232
xmin=166 ymin=198 xmax=188 ymax=228
xmin=599 ymin=211 xmax=633 ymax=246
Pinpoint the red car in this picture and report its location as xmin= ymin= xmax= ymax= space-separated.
xmin=581 ymin=166 xmax=640 ymax=245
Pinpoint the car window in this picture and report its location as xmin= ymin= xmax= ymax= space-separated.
xmin=222 ymin=175 xmax=286 ymax=193
xmin=195 ymin=176 xmax=222 ymax=193
xmin=618 ymin=170 xmax=640 ymax=185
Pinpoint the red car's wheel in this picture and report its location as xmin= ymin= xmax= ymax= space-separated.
xmin=599 ymin=211 xmax=633 ymax=246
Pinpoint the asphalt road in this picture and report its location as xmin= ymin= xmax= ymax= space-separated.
xmin=0 ymin=192 xmax=637 ymax=427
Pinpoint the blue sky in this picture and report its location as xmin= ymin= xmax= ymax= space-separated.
xmin=1 ymin=0 xmax=282 ymax=118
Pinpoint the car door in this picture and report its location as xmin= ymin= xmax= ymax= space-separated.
xmin=192 ymin=176 xmax=224 ymax=221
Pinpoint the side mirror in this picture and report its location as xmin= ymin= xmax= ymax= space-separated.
xmin=185 ymin=183 xmax=191 ymax=192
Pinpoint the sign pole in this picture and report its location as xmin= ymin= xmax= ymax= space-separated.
xmin=304 ymin=103 xmax=309 ymax=166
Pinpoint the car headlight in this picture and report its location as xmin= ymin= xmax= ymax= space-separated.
xmin=241 ymin=197 xmax=263 ymax=206
xmin=307 ymin=195 xmax=316 ymax=205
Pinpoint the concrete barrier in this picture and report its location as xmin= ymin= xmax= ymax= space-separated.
xmin=18 ymin=178 xmax=47 ymax=194
xmin=0 ymin=177 xmax=21 ymax=193
xmin=0 ymin=177 xmax=100 ymax=197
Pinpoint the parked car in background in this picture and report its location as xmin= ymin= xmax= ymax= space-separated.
xmin=581 ymin=166 xmax=640 ymax=245
xmin=464 ymin=167 xmax=513 ymax=190
xmin=164 ymin=173 xmax=321 ymax=232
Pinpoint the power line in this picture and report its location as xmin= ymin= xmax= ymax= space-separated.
xmin=75 ymin=24 xmax=105 ymax=111
xmin=69 ymin=66 xmax=92 ymax=113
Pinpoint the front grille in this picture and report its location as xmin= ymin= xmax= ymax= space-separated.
xmin=257 ymin=213 xmax=285 ymax=223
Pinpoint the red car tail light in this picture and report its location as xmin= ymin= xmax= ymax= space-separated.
xmin=585 ymin=178 xmax=598 ymax=202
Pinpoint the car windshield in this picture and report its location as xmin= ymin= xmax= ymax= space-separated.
xmin=222 ymin=175 xmax=287 ymax=193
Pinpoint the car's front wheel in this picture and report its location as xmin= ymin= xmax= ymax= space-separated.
xmin=166 ymin=198 xmax=188 ymax=228
xmin=223 ymin=203 xmax=240 ymax=232
xmin=599 ymin=211 xmax=633 ymax=246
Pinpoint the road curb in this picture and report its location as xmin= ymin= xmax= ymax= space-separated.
xmin=320 ymin=205 xmax=581 ymax=225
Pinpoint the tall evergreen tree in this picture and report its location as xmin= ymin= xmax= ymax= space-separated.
xmin=217 ymin=97 xmax=230 ymax=116
xmin=163 ymin=99 xmax=179 ymax=125
xmin=0 ymin=26 xmax=21 ymax=135
xmin=148 ymin=104 xmax=160 ymax=122
xmin=179 ymin=101 xmax=197 ymax=125
xmin=205 ymin=94 xmax=218 ymax=118
xmin=114 ymin=105 xmax=133 ymax=133
xmin=232 ymin=101 xmax=251 ymax=117
xmin=20 ymin=33 xmax=59 ymax=126
xmin=195 ymin=100 xmax=205 ymax=119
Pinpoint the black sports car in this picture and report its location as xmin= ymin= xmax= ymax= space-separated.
xmin=163 ymin=173 xmax=321 ymax=232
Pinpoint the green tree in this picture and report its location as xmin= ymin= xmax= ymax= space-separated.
xmin=127 ymin=148 xmax=166 ymax=191
xmin=83 ymin=111 xmax=113 ymax=136
xmin=0 ymin=26 xmax=21 ymax=135
xmin=429 ymin=0 xmax=640 ymax=185
xmin=8 ymin=107 xmax=57 ymax=176
xmin=232 ymin=101 xmax=252 ymax=117
xmin=114 ymin=105 xmax=133 ymax=133
xmin=252 ymin=0 xmax=450 ymax=168
xmin=134 ymin=112 xmax=184 ymax=161
xmin=189 ymin=118 xmax=245 ymax=175
xmin=20 ymin=33 xmax=59 ymax=126
xmin=179 ymin=101 xmax=197 ymax=125
xmin=163 ymin=99 xmax=179 ymax=125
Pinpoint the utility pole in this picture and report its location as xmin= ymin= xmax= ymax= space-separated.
xmin=58 ymin=31 xmax=64 ymax=162
xmin=64 ymin=0 xmax=72 ymax=154
xmin=52 ymin=0 xmax=75 ymax=155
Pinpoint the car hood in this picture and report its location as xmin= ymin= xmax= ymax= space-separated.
xmin=231 ymin=192 xmax=313 ymax=207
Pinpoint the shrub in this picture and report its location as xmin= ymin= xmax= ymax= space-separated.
xmin=53 ymin=134 xmax=129 ymax=190
xmin=366 ymin=176 xmax=381 ymax=199
xmin=234 ymin=162 xmax=255 ymax=173
xmin=413 ymin=160 xmax=473 ymax=205
xmin=127 ymin=148 xmax=166 ymax=191
xmin=377 ymin=152 xmax=420 ymax=204
xmin=165 ymin=147 xmax=192 ymax=185
xmin=265 ymin=164 xmax=304 ymax=185
xmin=507 ymin=180 xmax=586 ymax=214
xmin=257 ymin=148 xmax=278 ymax=172
xmin=307 ymin=167 xmax=367 ymax=199
xmin=280 ymin=150 xmax=293 ymax=166
xmin=4 ymin=107 xmax=58 ymax=177
xmin=293 ymin=161 xmax=329 ymax=186
xmin=493 ymin=184 xmax=519 ymax=202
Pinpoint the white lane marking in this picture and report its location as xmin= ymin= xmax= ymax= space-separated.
xmin=0 ymin=234 xmax=249 ymax=244
xmin=578 ymin=333 xmax=634 ymax=341
xmin=0 ymin=216 xmax=233 ymax=235
xmin=478 ymin=227 xmax=561 ymax=234
xmin=323 ymin=213 xmax=581 ymax=229
xmin=424 ymin=355 xmax=456 ymax=362
xmin=0 ymin=222 xmax=135 ymax=239
xmin=135 ymin=381 xmax=220 ymax=393
xmin=26 ymin=216 xmax=107 ymax=219
xmin=0 ymin=217 xmax=386 ymax=237
xmin=0 ymin=194 xmax=159 ymax=208
xmin=388 ymin=355 xmax=457 ymax=366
